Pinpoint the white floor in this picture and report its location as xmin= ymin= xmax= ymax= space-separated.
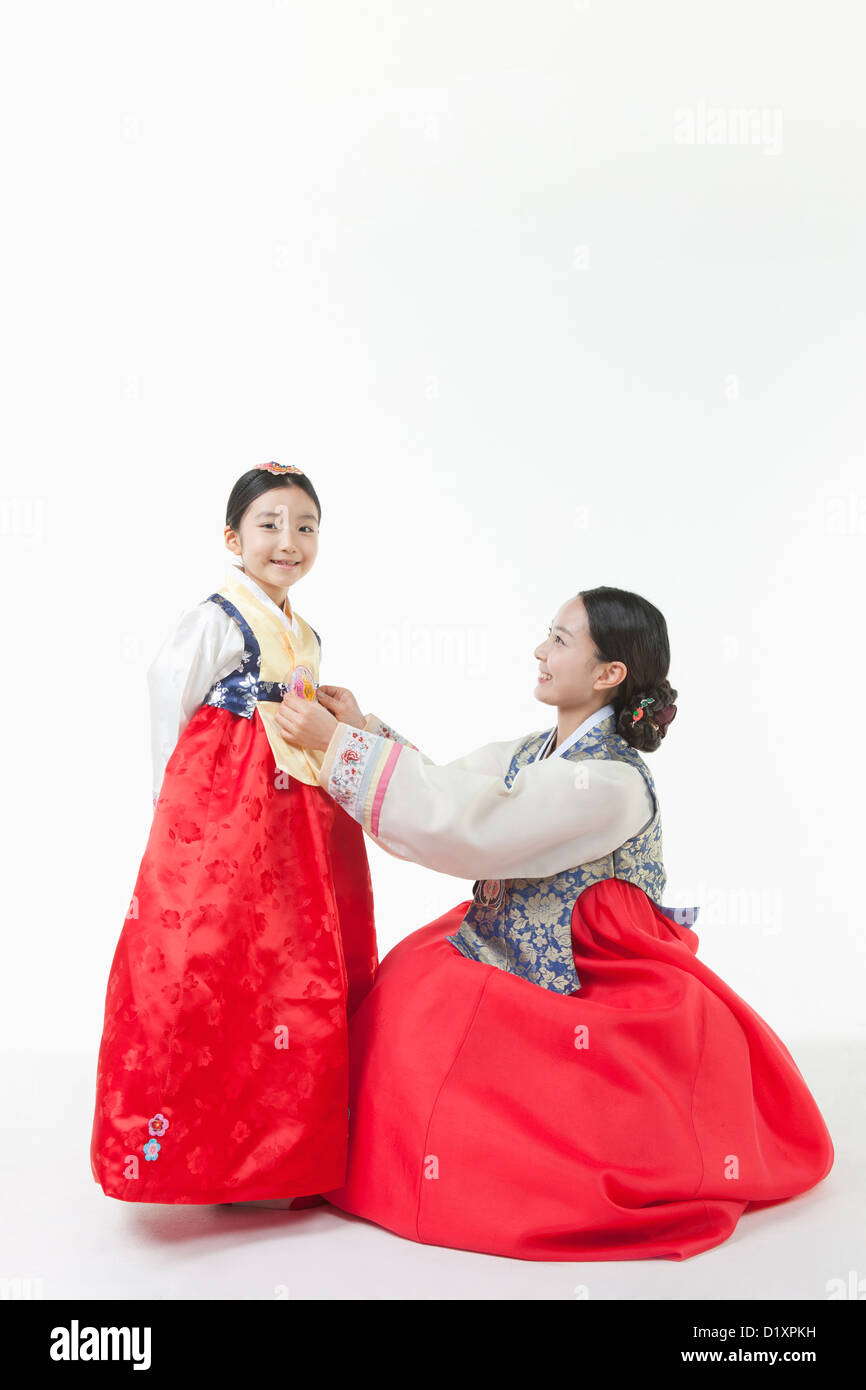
xmin=3 ymin=1040 xmax=861 ymax=1301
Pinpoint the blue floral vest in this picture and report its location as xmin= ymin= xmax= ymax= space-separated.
xmin=445 ymin=713 xmax=699 ymax=995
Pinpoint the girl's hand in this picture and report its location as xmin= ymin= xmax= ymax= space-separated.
xmin=316 ymin=685 xmax=365 ymax=729
xmin=274 ymin=691 xmax=339 ymax=752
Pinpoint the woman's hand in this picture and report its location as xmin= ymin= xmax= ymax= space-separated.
xmin=316 ymin=685 xmax=365 ymax=729
xmin=273 ymin=691 xmax=339 ymax=753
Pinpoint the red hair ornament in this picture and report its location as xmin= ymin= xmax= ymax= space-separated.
xmin=631 ymin=696 xmax=677 ymax=739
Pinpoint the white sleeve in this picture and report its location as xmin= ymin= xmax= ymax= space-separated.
xmin=362 ymin=712 xmax=516 ymax=779
xmin=319 ymin=723 xmax=653 ymax=880
xmin=147 ymin=602 xmax=244 ymax=804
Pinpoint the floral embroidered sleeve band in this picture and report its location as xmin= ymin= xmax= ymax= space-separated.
xmin=319 ymin=724 xmax=405 ymax=837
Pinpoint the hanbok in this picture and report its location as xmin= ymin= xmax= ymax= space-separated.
xmin=313 ymin=705 xmax=834 ymax=1260
xmin=90 ymin=565 xmax=377 ymax=1204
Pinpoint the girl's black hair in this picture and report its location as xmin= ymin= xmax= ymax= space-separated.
xmin=578 ymin=585 xmax=678 ymax=753
xmin=225 ymin=468 xmax=322 ymax=534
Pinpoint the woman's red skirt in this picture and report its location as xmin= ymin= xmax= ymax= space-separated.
xmin=322 ymin=879 xmax=834 ymax=1260
xmin=90 ymin=704 xmax=377 ymax=1204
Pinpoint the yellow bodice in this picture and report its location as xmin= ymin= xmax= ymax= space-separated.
xmin=206 ymin=572 xmax=325 ymax=786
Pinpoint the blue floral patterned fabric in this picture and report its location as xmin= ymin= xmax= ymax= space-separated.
xmin=445 ymin=713 xmax=699 ymax=994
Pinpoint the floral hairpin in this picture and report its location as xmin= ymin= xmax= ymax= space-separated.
xmin=630 ymin=695 xmax=678 ymax=738
xmin=256 ymin=461 xmax=305 ymax=476
xmin=631 ymin=697 xmax=655 ymax=724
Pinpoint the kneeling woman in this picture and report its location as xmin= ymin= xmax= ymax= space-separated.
xmin=274 ymin=585 xmax=834 ymax=1262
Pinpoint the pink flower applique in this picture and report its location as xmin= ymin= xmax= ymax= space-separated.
xmin=290 ymin=664 xmax=315 ymax=700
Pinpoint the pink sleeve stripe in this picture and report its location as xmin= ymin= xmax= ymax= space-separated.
xmin=370 ymin=742 xmax=403 ymax=837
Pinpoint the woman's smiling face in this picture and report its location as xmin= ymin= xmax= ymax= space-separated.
xmin=224 ymin=484 xmax=319 ymax=603
xmin=533 ymin=596 xmax=626 ymax=708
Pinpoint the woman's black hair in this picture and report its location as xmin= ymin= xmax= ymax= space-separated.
xmin=578 ymin=585 xmax=678 ymax=753
xmin=225 ymin=468 xmax=322 ymax=534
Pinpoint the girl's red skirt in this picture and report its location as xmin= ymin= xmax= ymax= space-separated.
xmin=90 ymin=703 xmax=377 ymax=1204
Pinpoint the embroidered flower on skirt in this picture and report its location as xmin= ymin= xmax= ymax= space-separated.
xmin=142 ymin=1112 xmax=169 ymax=1162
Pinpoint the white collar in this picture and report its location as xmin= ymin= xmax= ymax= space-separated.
xmin=227 ymin=564 xmax=299 ymax=638
xmin=534 ymin=703 xmax=616 ymax=762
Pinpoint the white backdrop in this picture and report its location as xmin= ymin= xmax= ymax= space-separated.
xmin=2 ymin=0 xmax=863 ymax=1069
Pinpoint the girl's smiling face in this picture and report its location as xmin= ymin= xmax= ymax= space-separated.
xmin=224 ymin=484 xmax=319 ymax=605
xmin=533 ymin=595 xmax=626 ymax=708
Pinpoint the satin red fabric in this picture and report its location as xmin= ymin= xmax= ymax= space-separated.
xmin=90 ymin=704 xmax=377 ymax=1204
xmin=322 ymin=879 xmax=834 ymax=1260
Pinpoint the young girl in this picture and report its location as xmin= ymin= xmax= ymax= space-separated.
xmin=275 ymin=585 xmax=835 ymax=1260
xmin=90 ymin=462 xmax=378 ymax=1206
